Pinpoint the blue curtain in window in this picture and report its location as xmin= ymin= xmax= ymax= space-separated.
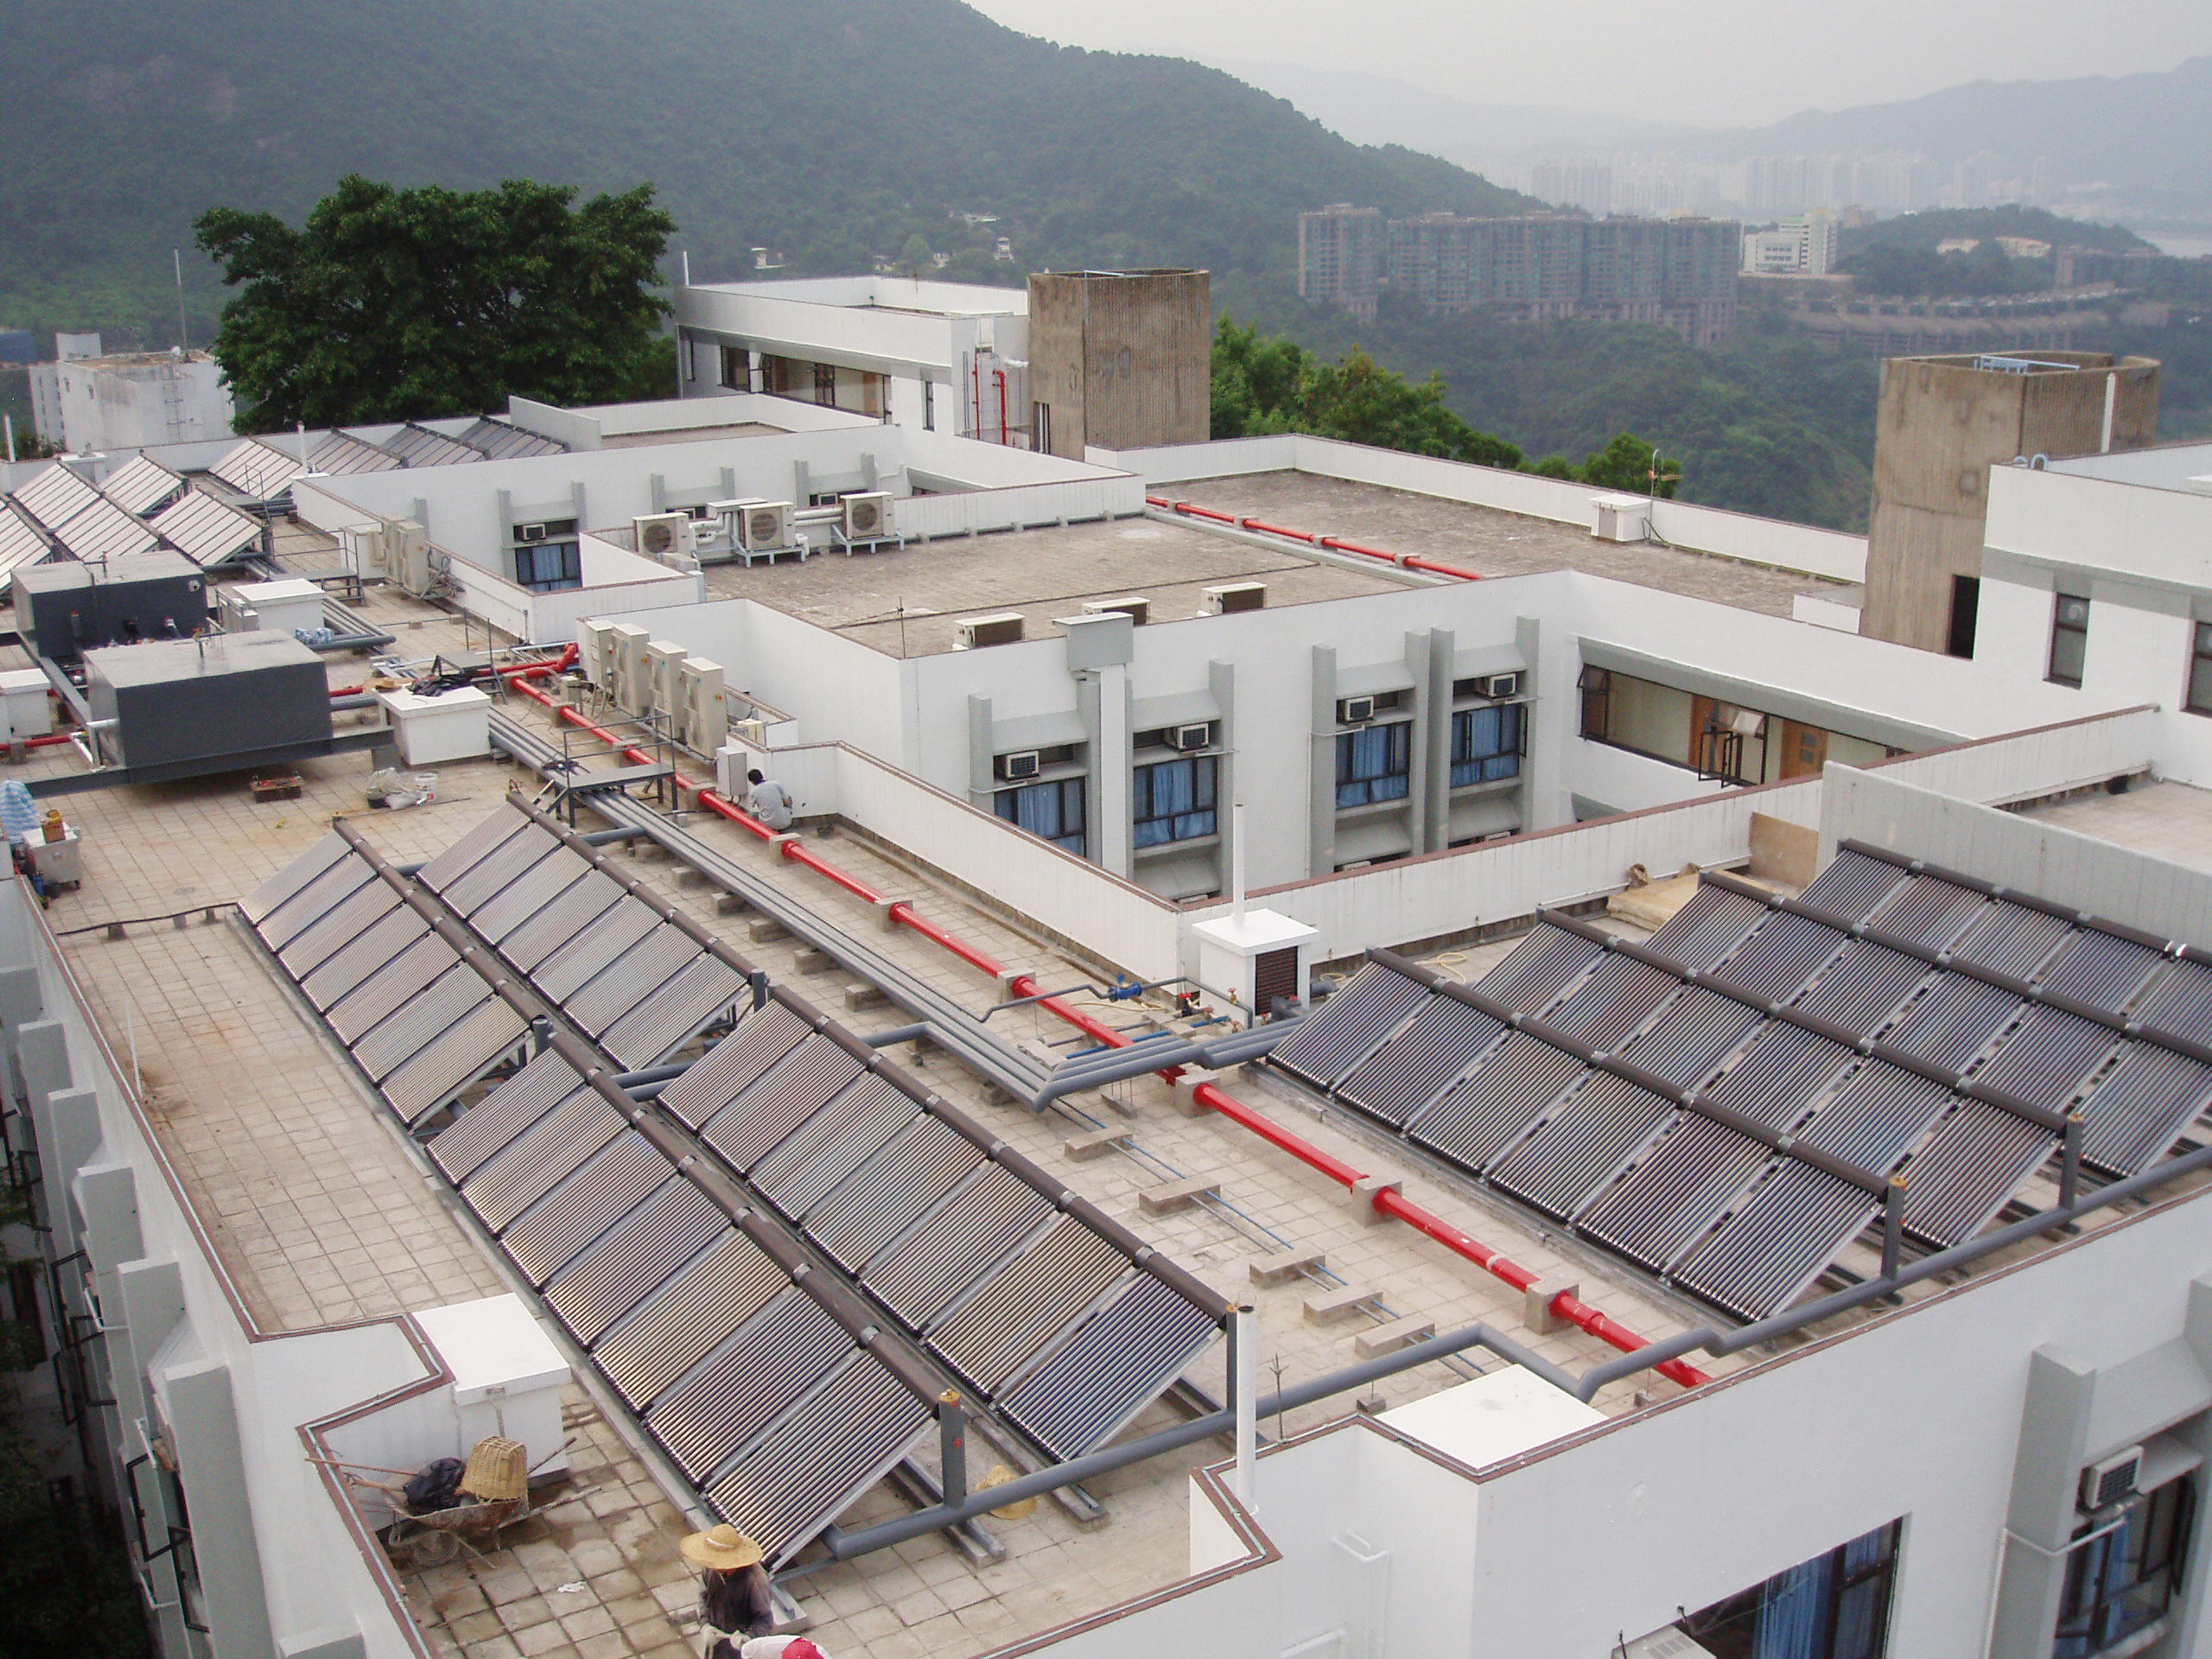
xmin=1753 ymin=1557 xmax=1832 ymax=1659
xmin=1338 ymin=726 xmax=1408 ymax=807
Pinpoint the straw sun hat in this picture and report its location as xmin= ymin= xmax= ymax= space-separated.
xmin=680 ymin=1523 xmax=766 ymax=1570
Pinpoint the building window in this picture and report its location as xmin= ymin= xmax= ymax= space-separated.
xmin=1579 ymin=666 xmax=1611 ymax=740
xmin=1337 ymin=721 xmax=1411 ymax=810
xmin=2187 ymin=622 xmax=2212 ymax=716
xmin=995 ymin=779 xmax=1085 ymax=855
xmin=1948 ymin=575 xmax=1980 ymax=658
xmin=812 ymin=362 xmax=838 ymax=405
xmin=2056 ymin=1475 xmax=2195 ymax=1658
xmin=2050 ymin=593 xmax=2090 ymax=685
xmin=924 ymin=379 xmax=936 ymax=431
xmin=1450 ymin=703 xmax=1523 ymax=787
xmin=1032 ymin=401 xmax=1052 ymax=453
xmin=721 ymin=346 xmax=747 ymax=391
xmin=1134 ymin=755 xmax=1217 ymax=848
xmin=514 ymin=540 xmax=582 ymax=593
xmin=1679 ymin=1519 xmax=1901 ymax=1659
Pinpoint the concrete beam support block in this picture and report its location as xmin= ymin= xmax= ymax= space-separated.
xmin=1355 ymin=1314 xmax=1436 ymax=1359
xmin=1171 ymin=1071 xmax=1221 ymax=1118
xmin=1138 ymin=1174 xmax=1220 ymax=1216
xmin=1346 ymin=1173 xmax=1400 ymax=1225
xmin=747 ymin=918 xmax=791 ymax=944
xmin=875 ymin=897 xmax=908 ymax=933
xmin=714 ymin=893 xmax=749 ymax=916
xmin=1524 ymin=1276 xmax=1581 ymax=1337
xmin=794 ymin=948 xmax=835 ymax=976
xmin=842 ymin=984 xmax=887 ymax=1012
xmin=673 ymin=868 xmax=709 ymax=889
xmin=769 ymin=832 xmax=801 ymax=854
xmin=1303 ymin=1285 xmax=1377 ymax=1326
xmin=994 ymin=969 xmax=1025 ymax=1003
xmin=1248 ymin=1247 xmax=1325 ymax=1288
xmin=1063 ymin=1126 xmax=1131 ymax=1163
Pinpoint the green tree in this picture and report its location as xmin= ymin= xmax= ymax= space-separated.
xmin=898 ymin=232 xmax=936 ymax=276
xmin=194 ymin=175 xmax=676 ymax=428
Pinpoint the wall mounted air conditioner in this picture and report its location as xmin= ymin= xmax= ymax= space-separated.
xmin=741 ymin=501 xmax=795 ymax=552
xmin=1204 ymin=582 xmax=1266 ymax=614
xmin=1083 ymin=595 xmax=1150 ymax=626
xmin=957 ymin=613 xmax=1025 ymax=649
xmin=676 ymin=657 xmax=728 ymax=751
xmin=1338 ymin=696 xmax=1376 ymax=726
xmin=999 ymin=750 xmax=1040 ymax=781
xmin=2082 ymin=1446 xmax=2144 ymax=1512
xmin=841 ymin=492 xmax=893 ymax=540
xmin=517 ymin=522 xmax=550 ymax=543
xmin=1173 ymin=723 xmax=1211 ymax=752
xmin=633 ymin=512 xmax=692 ymax=561
xmin=1482 ymin=671 xmax=1522 ymax=699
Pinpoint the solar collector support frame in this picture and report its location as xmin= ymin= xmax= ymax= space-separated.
xmin=245 ymin=797 xmax=1230 ymax=1562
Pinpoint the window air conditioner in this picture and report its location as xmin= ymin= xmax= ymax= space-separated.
xmin=957 ymin=613 xmax=1025 ymax=649
xmin=1173 ymin=723 xmax=1211 ymax=752
xmin=732 ymin=716 xmax=769 ymax=748
xmin=1619 ymin=1629 xmax=1719 ymax=1659
xmin=841 ymin=492 xmax=893 ymax=539
xmin=1000 ymin=750 xmax=1041 ymax=781
xmin=633 ymin=512 xmax=691 ymax=560
xmin=1338 ymin=696 xmax=1376 ymax=726
xmin=741 ymin=502 xmax=795 ymax=552
xmin=517 ymin=522 xmax=550 ymax=543
xmin=1203 ymin=582 xmax=1266 ymax=614
xmin=1483 ymin=671 xmax=1522 ymax=699
xmin=2081 ymin=1446 xmax=2144 ymax=1512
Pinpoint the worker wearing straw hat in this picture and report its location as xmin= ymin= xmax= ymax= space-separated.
xmin=681 ymin=1524 xmax=776 ymax=1643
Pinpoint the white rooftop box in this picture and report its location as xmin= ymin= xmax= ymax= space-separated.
xmin=376 ymin=684 xmax=492 ymax=766
xmin=1591 ymin=496 xmax=1651 ymax=543
xmin=412 ymin=1293 xmax=571 ymax=1477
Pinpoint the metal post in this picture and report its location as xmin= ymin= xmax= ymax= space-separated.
xmin=2061 ymin=1113 xmax=2083 ymax=1210
xmin=749 ymin=969 xmax=770 ymax=1012
xmin=2101 ymin=370 xmax=2118 ymax=454
xmin=938 ymin=1391 xmax=966 ymax=1511
xmin=1233 ymin=1304 xmax=1257 ymax=1509
xmin=1881 ymin=1179 xmax=1906 ymax=1283
xmin=1231 ymin=801 xmax=1247 ymax=926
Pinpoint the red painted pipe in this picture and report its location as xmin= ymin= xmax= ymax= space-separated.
xmin=994 ymin=368 xmax=1008 ymax=448
xmin=23 ymin=733 xmax=73 ymax=749
xmin=502 ymin=666 xmax=1709 ymax=1390
xmin=1144 ymin=496 xmax=1486 ymax=583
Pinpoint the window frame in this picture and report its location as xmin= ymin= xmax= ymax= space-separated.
xmin=2049 ymin=591 xmax=2091 ymax=687
xmin=2186 ymin=620 xmax=2212 ymax=717
xmin=2055 ymin=1474 xmax=2196 ymax=1659
xmin=994 ymin=776 xmax=1086 ymax=855
xmin=1133 ymin=753 xmax=1218 ymax=849
xmin=513 ymin=538 xmax=582 ymax=593
xmin=1579 ymin=665 xmax=1611 ymax=740
xmin=1335 ymin=720 xmax=1413 ymax=810
xmin=1449 ymin=702 xmax=1525 ymax=788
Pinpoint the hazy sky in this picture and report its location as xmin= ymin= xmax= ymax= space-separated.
xmin=963 ymin=0 xmax=2210 ymax=127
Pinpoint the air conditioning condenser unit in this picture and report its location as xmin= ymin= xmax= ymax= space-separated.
xmin=1204 ymin=582 xmax=1266 ymax=614
xmin=957 ymin=613 xmax=1025 ymax=649
xmin=741 ymin=502 xmax=795 ymax=553
xmin=840 ymin=492 xmax=893 ymax=540
xmin=633 ymin=512 xmax=692 ymax=561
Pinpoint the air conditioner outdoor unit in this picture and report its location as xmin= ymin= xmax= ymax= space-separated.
xmin=633 ymin=512 xmax=691 ymax=562
xmin=1173 ymin=723 xmax=1211 ymax=752
xmin=1483 ymin=671 xmax=1522 ymax=699
xmin=607 ymin=623 xmax=652 ymax=713
xmin=1204 ymin=582 xmax=1266 ymax=614
xmin=676 ymin=657 xmax=728 ymax=751
xmin=1000 ymin=750 xmax=1041 ymax=781
xmin=1619 ymin=1628 xmax=1719 ymax=1659
xmin=741 ymin=501 xmax=795 ymax=553
xmin=841 ymin=492 xmax=893 ymax=540
xmin=579 ymin=620 xmax=619 ymax=689
xmin=1338 ymin=696 xmax=1376 ymax=726
xmin=389 ymin=519 xmax=431 ymax=596
xmin=645 ymin=639 xmax=689 ymax=718
xmin=340 ymin=524 xmax=386 ymax=576
xmin=1083 ymin=595 xmax=1150 ymax=626
xmin=957 ymin=613 xmax=1025 ymax=649
xmin=2082 ymin=1446 xmax=2145 ymax=1512
xmin=517 ymin=522 xmax=549 ymax=543
xmin=732 ymin=716 xmax=769 ymax=748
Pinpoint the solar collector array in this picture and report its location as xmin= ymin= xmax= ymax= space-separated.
xmin=1271 ymin=841 xmax=2212 ymax=1323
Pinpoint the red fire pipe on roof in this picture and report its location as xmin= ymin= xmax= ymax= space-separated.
xmin=1147 ymin=496 xmax=1486 ymax=582
xmin=500 ymin=666 xmax=1709 ymax=1391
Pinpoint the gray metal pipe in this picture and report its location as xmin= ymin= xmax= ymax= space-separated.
xmin=1028 ymin=1020 xmax=1300 ymax=1112
xmin=784 ymin=1321 xmax=1562 ymax=1576
xmin=861 ymin=1022 xmax=933 ymax=1048
xmin=580 ymin=825 xmax=646 ymax=846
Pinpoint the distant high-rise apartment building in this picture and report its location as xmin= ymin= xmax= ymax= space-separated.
xmin=1381 ymin=213 xmax=1738 ymax=344
xmin=1741 ymin=212 xmax=1838 ymax=277
xmin=1298 ymin=205 xmax=1382 ymax=321
xmin=1529 ymin=156 xmax=1614 ymax=216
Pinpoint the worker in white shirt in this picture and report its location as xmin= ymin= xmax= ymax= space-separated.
xmin=744 ymin=768 xmax=795 ymax=831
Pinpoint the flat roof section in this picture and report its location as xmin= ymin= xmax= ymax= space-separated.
xmin=600 ymin=421 xmax=786 ymax=448
xmin=700 ymin=512 xmax=1405 ymax=657
xmin=1170 ymin=471 xmax=1843 ymax=618
xmin=2021 ymin=781 xmax=2212 ymax=877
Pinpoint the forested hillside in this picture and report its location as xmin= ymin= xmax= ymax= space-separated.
xmin=0 ymin=0 xmax=1530 ymax=345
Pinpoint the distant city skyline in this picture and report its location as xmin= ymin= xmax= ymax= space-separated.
xmin=963 ymin=0 xmax=2209 ymax=128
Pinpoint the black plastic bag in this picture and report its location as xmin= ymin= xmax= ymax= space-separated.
xmin=404 ymin=1456 xmax=466 ymax=1513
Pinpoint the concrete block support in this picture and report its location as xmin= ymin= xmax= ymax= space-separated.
xmin=1524 ymin=1276 xmax=1580 ymax=1336
xmin=162 ymin=1359 xmax=277 ymax=1659
xmin=1346 ymin=1173 xmax=1400 ymax=1225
